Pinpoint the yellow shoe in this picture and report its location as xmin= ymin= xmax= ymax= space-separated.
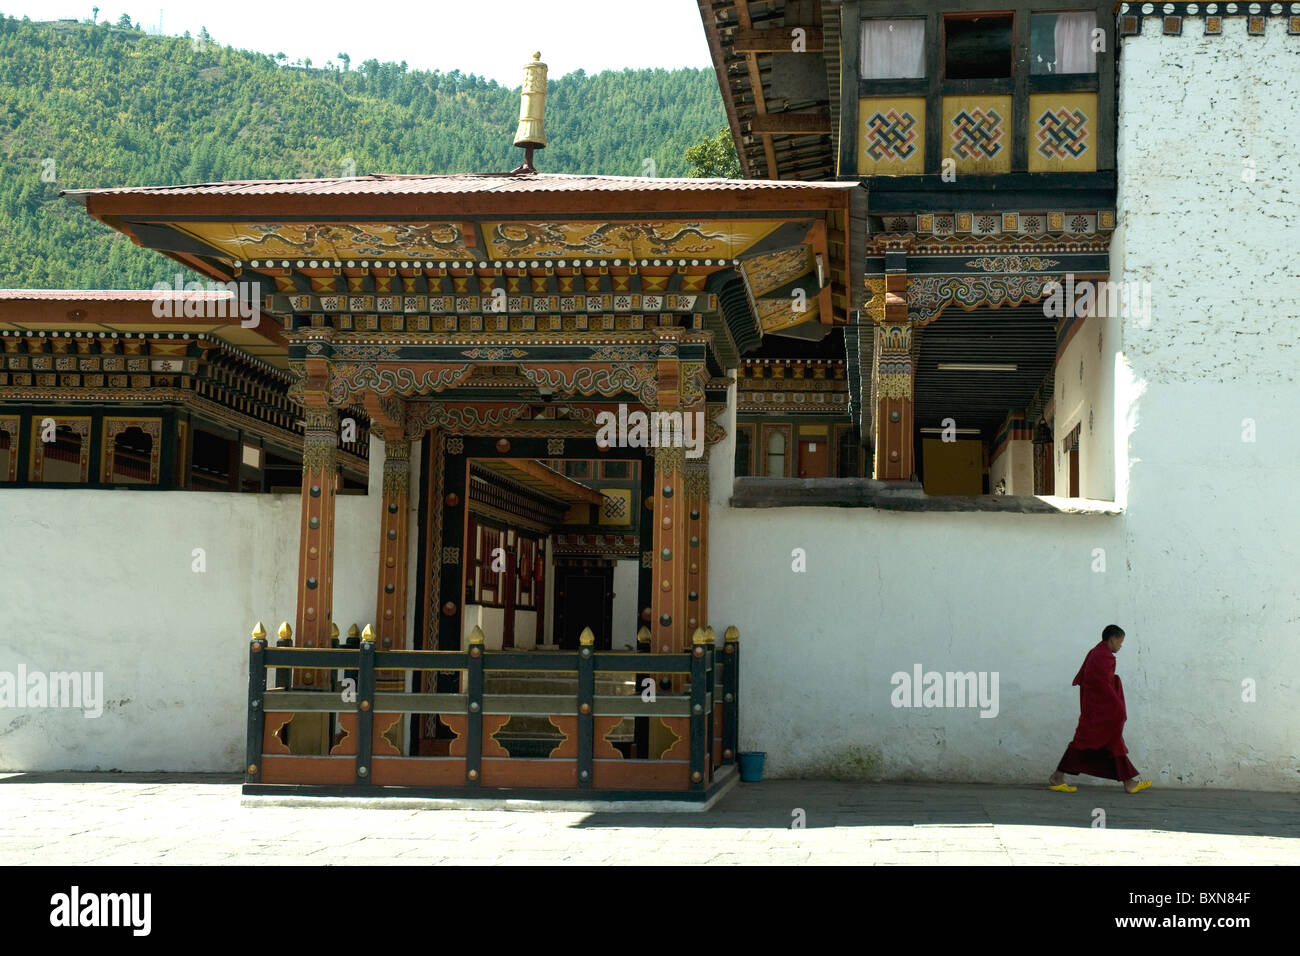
xmin=1126 ymin=780 xmax=1152 ymax=794
xmin=1048 ymin=783 xmax=1077 ymax=792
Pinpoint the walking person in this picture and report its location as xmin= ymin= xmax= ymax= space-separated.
xmin=1048 ymin=625 xmax=1152 ymax=793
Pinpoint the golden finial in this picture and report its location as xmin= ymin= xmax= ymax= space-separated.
xmin=347 ymin=623 xmax=360 ymax=640
xmin=579 ymin=627 xmax=595 ymax=647
xmin=703 ymin=626 xmax=717 ymax=645
xmin=330 ymin=621 xmax=340 ymax=641
xmin=468 ymin=625 xmax=486 ymax=645
xmin=251 ymin=621 xmax=266 ymax=641
xmin=692 ymin=627 xmax=708 ymax=645
xmin=361 ymin=624 xmax=376 ymax=643
xmin=724 ymin=626 xmax=740 ymax=643
xmin=277 ymin=621 xmax=292 ymax=641
xmin=636 ymin=626 xmax=652 ymax=644
xmin=512 ymin=50 xmax=548 ymax=171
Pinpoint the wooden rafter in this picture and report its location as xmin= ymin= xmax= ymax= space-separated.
xmin=732 ymin=26 xmax=824 ymax=52
xmin=736 ymin=1 xmax=780 ymax=180
xmin=751 ymin=111 xmax=832 ymax=135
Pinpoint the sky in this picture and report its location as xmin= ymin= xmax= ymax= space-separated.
xmin=8 ymin=0 xmax=717 ymax=83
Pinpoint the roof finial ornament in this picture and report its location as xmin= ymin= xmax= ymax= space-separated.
xmin=511 ymin=51 xmax=548 ymax=174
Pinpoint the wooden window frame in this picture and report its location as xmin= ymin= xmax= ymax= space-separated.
xmin=847 ymin=0 xmax=1114 ymax=176
xmin=832 ymin=424 xmax=863 ymax=478
xmin=760 ymin=423 xmax=793 ymax=478
xmin=29 ymin=415 xmax=92 ymax=484
xmin=735 ymin=423 xmax=757 ymax=478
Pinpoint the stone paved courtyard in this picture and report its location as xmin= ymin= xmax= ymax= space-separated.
xmin=1 ymin=773 xmax=1296 ymax=865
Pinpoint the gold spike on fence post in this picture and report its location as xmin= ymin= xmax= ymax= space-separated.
xmin=579 ymin=627 xmax=595 ymax=647
xmin=361 ymin=624 xmax=377 ymax=643
xmin=251 ymin=621 xmax=266 ymax=642
xmin=347 ymin=623 xmax=360 ymax=641
xmin=277 ymin=621 xmax=293 ymax=642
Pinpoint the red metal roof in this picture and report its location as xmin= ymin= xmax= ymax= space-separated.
xmin=0 ymin=289 xmax=234 ymax=301
xmin=62 ymin=172 xmax=857 ymax=201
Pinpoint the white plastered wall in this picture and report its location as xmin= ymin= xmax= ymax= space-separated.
xmin=0 ymin=434 xmax=389 ymax=771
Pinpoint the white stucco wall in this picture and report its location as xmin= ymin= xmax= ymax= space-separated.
xmin=611 ymin=559 xmax=640 ymax=650
xmin=0 ymin=436 xmax=392 ymax=772
xmin=990 ymin=439 xmax=1033 ymax=495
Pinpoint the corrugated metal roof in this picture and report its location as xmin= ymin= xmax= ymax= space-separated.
xmin=62 ymin=172 xmax=856 ymax=200
xmin=0 ymin=289 xmax=234 ymax=301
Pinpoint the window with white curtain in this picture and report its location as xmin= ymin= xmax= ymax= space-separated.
xmin=765 ymin=430 xmax=786 ymax=477
xmin=1030 ymin=12 xmax=1098 ymax=75
xmin=860 ymin=19 xmax=926 ymax=80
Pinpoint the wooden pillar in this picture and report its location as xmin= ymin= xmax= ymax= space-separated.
xmin=651 ymin=444 xmax=690 ymax=655
xmin=375 ymin=435 xmax=412 ymax=694
xmin=294 ymin=403 xmax=338 ymax=682
xmin=649 ymin=330 xmax=693 ymax=656
xmin=289 ymin=400 xmax=338 ymax=754
xmin=874 ymin=274 xmax=915 ymax=480
xmin=683 ymin=456 xmax=710 ymax=635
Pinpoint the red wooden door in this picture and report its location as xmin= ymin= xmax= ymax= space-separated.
xmin=797 ymin=439 xmax=829 ymax=478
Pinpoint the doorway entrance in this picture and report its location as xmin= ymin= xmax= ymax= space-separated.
xmin=553 ymin=560 xmax=614 ymax=650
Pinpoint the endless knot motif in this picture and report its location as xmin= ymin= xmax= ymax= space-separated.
xmin=1036 ymin=108 xmax=1089 ymax=161
xmin=865 ymin=110 xmax=919 ymax=161
xmin=950 ymin=108 xmax=1004 ymax=160
xmin=601 ymin=495 xmax=628 ymax=521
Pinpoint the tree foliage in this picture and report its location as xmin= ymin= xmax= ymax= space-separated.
xmin=0 ymin=16 xmax=728 ymax=289
xmin=685 ymin=126 xmax=741 ymax=179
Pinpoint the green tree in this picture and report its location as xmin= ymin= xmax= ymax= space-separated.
xmin=684 ymin=126 xmax=741 ymax=179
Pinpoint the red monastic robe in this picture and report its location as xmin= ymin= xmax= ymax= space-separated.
xmin=1057 ymin=640 xmax=1138 ymax=780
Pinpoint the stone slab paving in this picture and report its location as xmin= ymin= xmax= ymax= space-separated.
xmin=0 ymin=772 xmax=1296 ymax=865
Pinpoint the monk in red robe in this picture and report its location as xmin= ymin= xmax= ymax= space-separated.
xmin=1048 ymin=625 xmax=1152 ymax=793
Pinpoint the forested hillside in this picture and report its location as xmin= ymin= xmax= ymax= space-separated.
xmin=0 ymin=15 xmax=728 ymax=288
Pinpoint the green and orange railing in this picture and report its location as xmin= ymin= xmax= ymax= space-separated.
xmin=244 ymin=622 xmax=740 ymax=800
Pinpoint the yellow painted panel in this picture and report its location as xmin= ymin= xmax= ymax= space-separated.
xmin=482 ymin=220 xmax=784 ymax=261
xmin=742 ymin=245 xmax=812 ymax=298
xmin=858 ymin=97 xmax=926 ymax=176
xmin=942 ymin=96 xmax=1012 ymax=175
xmin=172 ymin=221 xmax=475 ymax=261
xmin=1028 ymin=93 xmax=1097 ymax=173
xmin=757 ymin=297 xmax=821 ymax=333
xmin=921 ymin=438 xmax=982 ymax=496
xmin=597 ymin=487 xmax=632 ymax=527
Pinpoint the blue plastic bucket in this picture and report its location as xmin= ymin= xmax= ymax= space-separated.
xmin=737 ymin=751 xmax=766 ymax=782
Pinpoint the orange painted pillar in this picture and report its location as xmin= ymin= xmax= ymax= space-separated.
xmin=375 ymin=435 xmax=412 ymax=694
xmin=874 ymin=275 xmax=915 ymax=480
xmin=294 ymin=402 xmax=338 ymax=687
xmin=683 ymin=457 xmax=709 ymax=635
xmin=648 ymin=329 xmax=693 ymax=656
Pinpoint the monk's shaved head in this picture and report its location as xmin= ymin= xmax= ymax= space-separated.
xmin=1102 ymin=624 xmax=1125 ymax=641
